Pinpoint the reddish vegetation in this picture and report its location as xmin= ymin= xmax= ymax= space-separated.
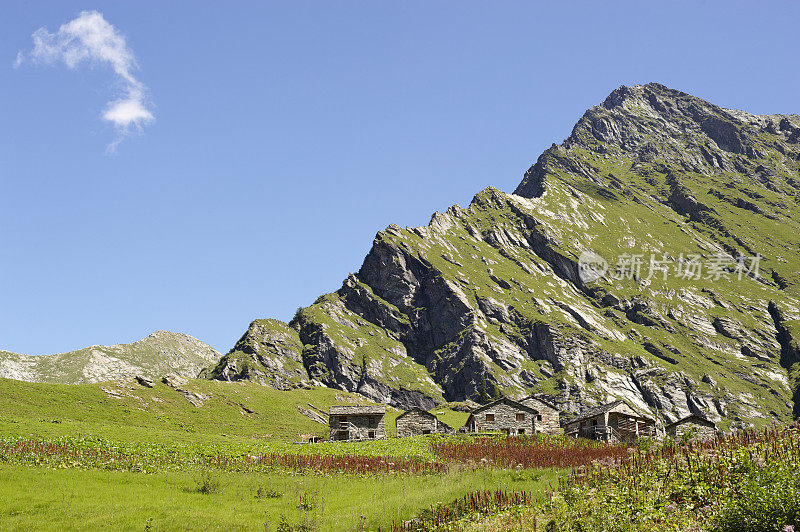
xmin=203 ymin=453 xmax=447 ymax=475
xmin=0 ymin=439 xmax=174 ymax=472
xmin=396 ymin=429 xmax=800 ymax=530
xmin=431 ymin=435 xmax=636 ymax=469
xmin=0 ymin=438 xmax=446 ymax=475
xmin=570 ymin=425 xmax=800 ymax=488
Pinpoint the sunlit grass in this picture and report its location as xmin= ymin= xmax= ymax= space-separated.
xmin=0 ymin=463 xmax=559 ymax=530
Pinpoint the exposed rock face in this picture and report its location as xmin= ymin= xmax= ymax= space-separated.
xmin=202 ymin=319 xmax=309 ymax=390
xmin=161 ymin=373 xmax=209 ymax=407
xmin=296 ymin=405 xmax=327 ymax=425
xmin=768 ymin=300 xmax=800 ymax=418
xmin=209 ymin=83 xmax=800 ymax=427
xmin=0 ymin=331 xmax=221 ymax=384
xmin=135 ymin=375 xmax=155 ymax=388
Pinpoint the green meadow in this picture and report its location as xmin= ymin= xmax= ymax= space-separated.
xmin=0 ymin=464 xmax=558 ymax=531
xmin=0 ymin=378 xmax=556 ymax=530
xmin=0 ymin=377 xmax=470 ymax=444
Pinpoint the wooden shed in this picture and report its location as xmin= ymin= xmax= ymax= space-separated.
xmin=564 ymin=400 xmax=655 ymax=443
xmin=464 ymin=398 xmax=539 ymax=435
xmin=328 ymin=405 xmax=386 ymax=441
xmin=666 ymin=415 xmax=717 ymax=440
xmin=395 ymin=408 xmax=453 ymax=437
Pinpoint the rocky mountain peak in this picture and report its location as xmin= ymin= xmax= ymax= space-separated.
xmin=208 ymin=84 xmax=800 ymax=428
xmin=515 ymin=83 xmax=800 ymax=199
xmin=599 ymin=83 xmax=687 ymax=111
xmin=572 ymin=82 xmax=748 ymax=152
xmin=147 ymin=330 xmax=180 ymax=339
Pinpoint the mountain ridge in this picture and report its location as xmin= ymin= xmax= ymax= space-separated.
xmin=0 ymin=330 xmax=221 ymax=384
xmin=3 ymin=83 xmax=798 ymax=428
xmin=206 ymin=83 xmax=800 ymax=428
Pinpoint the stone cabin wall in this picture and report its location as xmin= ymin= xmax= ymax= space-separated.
xmin=329 ymin=414 xmax=386 ymax=441
xmin=667 ymin=419 xmax=717 ymax=440
xmin=470 ymin=403 xmax=535 ymax=435
xmin=396 ymin=411 xmax=438 ymax=438
xmin=519 ymin=397 xmax=562 ymax=435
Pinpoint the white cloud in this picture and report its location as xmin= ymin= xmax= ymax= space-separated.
xmin=16 ymin=11 xmax=153 ymax=149
xmin=103 ymin=90 xmax=152 ymax=125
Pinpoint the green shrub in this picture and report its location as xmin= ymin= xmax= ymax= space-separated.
xmin=187 ymin=468 xmax=221 ymax=494
xmin=715 ymin=462 xmax=800 ymax=532
xmin=254 ymin=483 xmax=282 ymax=499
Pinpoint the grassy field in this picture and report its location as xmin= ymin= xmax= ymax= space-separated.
xmin=5 ymin=376 xmax=797 ymax=530
xmin=0 ymin=377 xmax=551 ymax=531
xmin=0 ymin=464 xmax=558 ymax=531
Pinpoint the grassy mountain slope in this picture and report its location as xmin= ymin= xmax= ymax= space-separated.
xmin=0 ymin=331 xmax=221 ymax=384
xmin=209 ymin=83 xmax=800 ymax=426
xmin=0 ymin=377 xmax=469 ymax=444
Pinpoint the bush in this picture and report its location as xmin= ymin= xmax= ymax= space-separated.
xmin=715 ymin=462 xmax=800 ymax=532
xmin=254 ymin=483 xmax=282 ymax=499
xmin=527 ymin=427 xmax=800 ymax=532
xmin=187 ymin=468 xmax=221 ymax=494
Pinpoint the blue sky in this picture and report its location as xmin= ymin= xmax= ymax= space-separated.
xmin=2 ymin=1 xmax=798 ymax=355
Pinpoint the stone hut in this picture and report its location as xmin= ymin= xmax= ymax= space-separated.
xmin=464 ymin=398 xmax=539 ymax=435
xmin=666 ymin=415 xmax=718 ymax=440
xmin=328 ymin=405 xmax=386 ymax=441
xmin=519 ymin=395 xmax=562 ymax=435
xmin=564 ymin=400 xmax=655 ymax=443
xmin=395 ymin=408 xmax=453 ymax=438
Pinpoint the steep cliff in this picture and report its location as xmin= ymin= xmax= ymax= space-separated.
xmin=207 ymin=84 xmax=800 ymax=426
